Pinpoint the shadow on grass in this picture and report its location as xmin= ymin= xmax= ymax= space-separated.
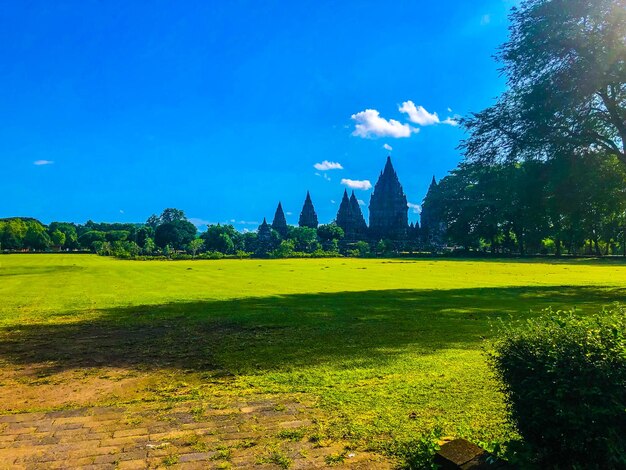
xmin=0 ymin=286 xmax=623 ymax=375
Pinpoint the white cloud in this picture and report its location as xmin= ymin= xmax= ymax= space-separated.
xmin=33 ymin=160 xmax=53 ymax=166
xmin=407 ymin=202 xmax=422 ymax=214
xmin=189 ymin=217 xmax=212 ymax=228
xmin=286 ymin=211 xmax=292 ymax=216
xmin=314 ymin=160 xmax=343 ymax=171
xmin=383 ymin=143 xmax=393 ymax=151
xmin=330 ymin=199 xmax=336 ymax=204
xmin=351 ymin=109 xmax=415 ymax=138
xmin=315 ymin=172 xmax=331 ymax=181
xmin=399 ymin=101 xmax=440 ymax=126
xmin=357 ymin=199 xmax=366 ymax=206
xmin=341 ymin=178 xmax=372 ymax=190
xmin=447 ymin=107 xmax=452 ymax=112
xmin=442 ymin=117 xmax=459 ymax=126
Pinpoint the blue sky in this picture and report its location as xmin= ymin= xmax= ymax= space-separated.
xmin=0 ymin=0 xmax=514 ymax=230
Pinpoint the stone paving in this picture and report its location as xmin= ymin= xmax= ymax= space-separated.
xmin=0 ymin=400 xmax=393 ymax=469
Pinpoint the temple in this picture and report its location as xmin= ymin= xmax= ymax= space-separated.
xmin=420 ymin=176 xmax=445 ymax=248
xmin=260 ymin=157 xmax=439 ymax=249
xmin=368 ymin=157 xmax=409 ymax=240
xmin=336 ymin=190 xmax=367 ymax=240
xmin=298 ymin=191 xmax=318 ymax=228
xmin=271 ymin=202 xmax=288 ymax=237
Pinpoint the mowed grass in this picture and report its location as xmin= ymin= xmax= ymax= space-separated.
xmin=1 ymin=254 xmax=625 ymax=456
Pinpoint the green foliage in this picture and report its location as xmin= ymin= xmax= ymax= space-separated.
xmin=23 ymin=223 xmax=51 ymax=250
xmin=317 ymin=224 xmax=344 ymax=242
xmin=488 ymin=306 xmax=626 ymax=468
xmin=287 ymin=226 xmax=320 ymax=253
xmin=462 ymin=0 xmax=625 ymax=166
xmin=79 ymin=231 xmax=107 ymax=250
xmin=188 ymin=238 xmax=204 ymax=258
xmin=381 ymin=428 xmax=442 ymax=470
xmin=142 ymin=237 xmax=156 ymax=255
xmin=201 ymin=225 xmax=241 ymax=254
xmin=430 ymin=156 xmax=626 ymax=255
xmin=155 ymin=220 xmax=197 ymax=250
xmin=272 ymin=239 xmax=295 ymax=258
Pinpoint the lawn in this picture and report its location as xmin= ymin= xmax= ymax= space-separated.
xmin=1 ymin=254 xmax=624 ymax=465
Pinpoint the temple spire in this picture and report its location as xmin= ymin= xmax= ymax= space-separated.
xmin=298 ymin=191 xmax=318 ymax=228
xmin=272 ymin=202 xmax=288 ymax=237
xmin=368 ymin=157 xmax=408 ymax=240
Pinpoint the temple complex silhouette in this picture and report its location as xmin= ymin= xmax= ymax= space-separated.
xmin=267 ymin=156 xmax=441 ymax=244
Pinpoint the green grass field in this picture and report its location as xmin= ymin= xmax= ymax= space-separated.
xmin=1 ymin=254 xmax=625 ymax=463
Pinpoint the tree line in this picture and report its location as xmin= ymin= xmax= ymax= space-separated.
xmin=0 ymin=208 xmax=373 ymax=259
xmin=425 ymin=0 xmax=625 ymax=256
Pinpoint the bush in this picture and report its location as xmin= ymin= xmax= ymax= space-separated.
xmin=488 ymin=306 xmax=626 ymax=468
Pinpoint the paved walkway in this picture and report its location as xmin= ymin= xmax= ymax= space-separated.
xmin=0 ymin=400 xmax=392 ymax=469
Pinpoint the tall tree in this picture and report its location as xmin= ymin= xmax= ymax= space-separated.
xmin=462 ymin=0 xmax=625 ymax=165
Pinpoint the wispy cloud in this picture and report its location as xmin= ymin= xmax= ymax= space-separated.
xmin=314 ymin=160 xmax=343 ymax=171
xmin=341 ymin=178 xmax=372 ymax=190
xmin=351 ymin=109 xmax=415 ymax=138
xmin=407 ymin=202 xmax=422 ymax=214
xmin=480 ymin=14 xmax=491 ymax=25
xmin=399 ymin=101 xmax=440 ymax=126
xmin=315 ymin=172 xmax=331 ymax=181
xmin=400 ymin=100 xmax=458 ymax=127
xmin=33 ymin=160 xmax=53 ymax=166
xmin=189 ymin=218 xmax=212 ymax=228
xmin=357 ymin=199 xmax=366 ymax=206
xmin=383 ymin=143 xmax=393 ymax=151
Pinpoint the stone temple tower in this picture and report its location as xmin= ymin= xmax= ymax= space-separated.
xmin=368 ymin=157 xmax=408 ymax=240
xmin=336 ymin=189 xmax=368 ymax=240
xmin=298 ymin=191 xmax=318 ymax=229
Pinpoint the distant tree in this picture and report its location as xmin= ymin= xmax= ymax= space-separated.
xmin=50 ymin=230 xmax=66 ymax=249
xmin=317 ymin=224 xmax=344 ymax=242
xmin=201 ymin=224 xmax=239 ymax=254
xmin=135 ymin=226 xmax=154 ymax=248
xmin=105 ymin=230 xmax=129 ymax=243
xmin=272 ymin=239 xmax=295 ymax=258
xmin=317 ymin=223 xmax=344 ymax=251
xmin=146 ymin=214 xmax=160 ymax=230
xmin=354 ymin=241 xmax=370 ymax=257
xmin=188 ymin=238 xmax=204 ymax=258
xmin=48 ymin=222 xmax=78 ymax=249
xmin=242 ymin=232 xmax=258 ymax=253
xmin=78 ymin=231 xmax=107 ymax=249
xmin=287 ymin=226 xmax=320 ymax=253
xmin=155 ymin=220 xmax=197 ymax=249
xmin=23 ymin=223 xmax=50 ymax=250
xmin=159 ymin=208 xmax=186 ymax=224
xmin=0 ymin=219 xmax=26 ymax=250
xmin=143 ymin=237 xmax=156 ymax=255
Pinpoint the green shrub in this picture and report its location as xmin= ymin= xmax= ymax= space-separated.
xmin=488 ymin=306 xmax=626 ymax=468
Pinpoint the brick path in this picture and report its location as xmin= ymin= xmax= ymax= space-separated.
xmin=0 ymin=400 xmax=392 ymax=469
